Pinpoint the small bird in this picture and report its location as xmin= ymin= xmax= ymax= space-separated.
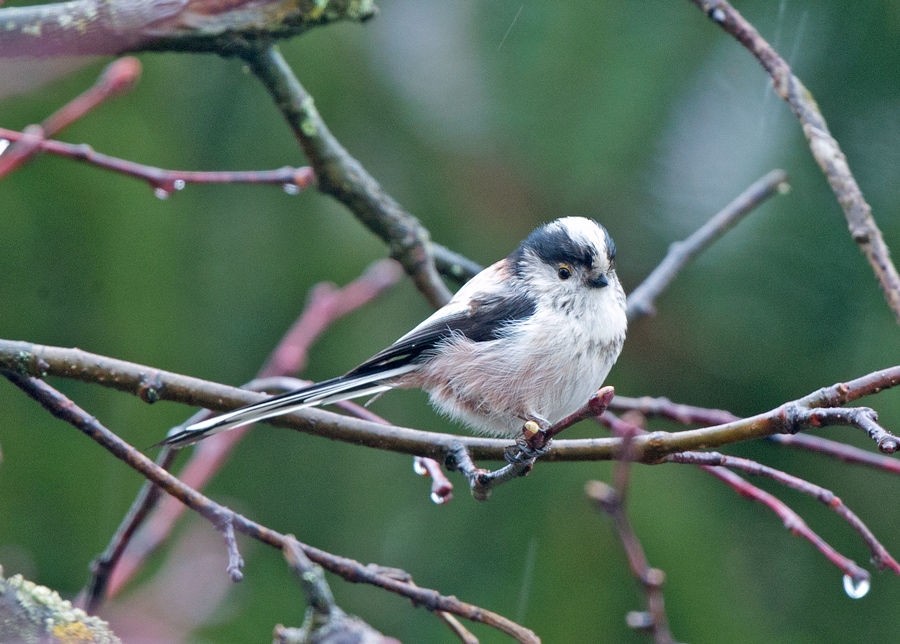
xmin=162 ymin=217 xmax=627 ymax=447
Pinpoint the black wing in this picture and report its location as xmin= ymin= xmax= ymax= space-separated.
xmin=344 ymin=290 xmax=537 ymax=380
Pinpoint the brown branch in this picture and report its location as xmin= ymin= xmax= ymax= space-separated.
xmin=241 ymin=45 xmax=453 ymax=309
xmin=0 ymin=57 xmax=140 ymax=179
xmin=450 ymin=387 xmax=617 ymax=500
xmin=612 ymin=393 xmax=900 ymax=476
xmin=627 ymin=169 xmax=788 ymax=321
xmin=5 ymin=372 xmax=538 ymax=644
xmin=91 ymin=259 xmax=402 ymax=605
xmin=690 ymin=0 xmax=900 ymax=324
xmin=3 ymin=339 xmax=900 ymax=464
xmin=668 ymin=452 xmax=900 ymax=576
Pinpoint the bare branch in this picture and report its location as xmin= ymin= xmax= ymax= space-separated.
xmin=612 ymin=393 xmax=900 ymax=476
xmin=3 ymin=339 xmax=900 ymax=463
xmin=5 ymin=372 xmax=539 ymax=644
xmin=241 ymin=45 xmax=453 ymax=309
xmin=668 ymin=452 xmax=900 ymax=576
xmin=0 ymin=126 xmax=315 ymax=197
xmin=690 ymin=0 xmax=900 ymax=324
xmin=701 ymin=465 xmax=869 ymax=588
xmin=627 ymin=169 xmax=788 ymax=321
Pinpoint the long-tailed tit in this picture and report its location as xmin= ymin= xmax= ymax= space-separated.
xmin=162 ymin=217 xmax=627 ymax=446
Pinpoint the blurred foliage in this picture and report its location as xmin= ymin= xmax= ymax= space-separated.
xmin=2 ymin=1 xmax=900 ymax=643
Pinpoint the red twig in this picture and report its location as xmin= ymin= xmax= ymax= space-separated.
xmin=702 ymin=465 xmax=869 ymax=588
xmin=669 ymin=452 xmax=900 ymax=576
xmin=0 ymin=126 xmax=315 ymax=197
xmin=0 ymin=57 xmax=140 ymax=179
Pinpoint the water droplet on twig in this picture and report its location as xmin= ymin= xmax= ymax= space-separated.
xmin=0 ymin=139 xmax=9 ymax=156
xmin=842 ymin=574 xmax=870 ymax=599
xmin=283 ymin=182 xmax=301 ymax=195
xmin=173 ymin=179 xmax=186 ymax=191
xmin=431 ymin=491 xmax=449 ymax=504
xmin=154 ymin=187 xmax=170 ymax=200
xmin=413 ymin=459 xmax=427 ymax=476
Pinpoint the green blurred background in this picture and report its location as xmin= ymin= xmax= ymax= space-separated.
xmin=2 ymin=1 xmax=900 ymax=642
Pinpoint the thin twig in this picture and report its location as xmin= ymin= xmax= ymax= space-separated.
xmin=218 ymin=513 xmax=245 ymax=582
xmin=586 ymin=425 xmax=677 ymax=644
xmin=701 ymin=465 xmax=869 ymax=587
xmin=668 ymin=451 xmax=900 ymax=575
xmin=601 ymin=413 xmax=882 ymax=588
xmin=690 ymin=0 xmax=900 ymax=324
xmin=627 ymin=169 xmax=788 ymax=320
xmin=241 ymin=45 xmax=453 ymax=309
xmin=5 ymin=373 xmax=539 ymax=644
xmin=84 ymin=446 xmax=177 ymax=613
xmin=0 ymin=127 xmax=315 ymax=197
xmin=0 ymin=57 xmax=140 ymax=179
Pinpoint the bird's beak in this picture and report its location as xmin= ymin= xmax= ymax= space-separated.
xmin=587 ymin=272 xmax=609 ymax=289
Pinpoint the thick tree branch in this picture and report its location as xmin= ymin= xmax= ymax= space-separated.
xmin=0 ymin=0 xmax=376 ymax=58
xmin=690 ymin=0 xmax=900 ymax=324
xmin=240 ymin=45 xmax=452 ymax=308
xmin=5 ymin=373 xmax=538 ymax=644
xmin=627 ymin=169 xmax=788 ymax=321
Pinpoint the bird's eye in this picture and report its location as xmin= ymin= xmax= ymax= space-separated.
xmin=557 ymin=265 xmax=572 ymax=280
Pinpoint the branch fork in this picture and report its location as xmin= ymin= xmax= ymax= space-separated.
xmin=449 ymin=387 xmax=616 ymax=501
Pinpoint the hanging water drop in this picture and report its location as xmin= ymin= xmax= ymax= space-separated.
xmin=413 ymin=459 xmax=427 ymax=476
xmin=842 ymin=574 xmax=870 ymax=599
xmin=0 ymin=139 xmax=9 ymax=155
xmin=431 ymin=491 xmax=449 ymax=505
xmin=154 ymin=187 xmax=170 ymax=200
xmin=173 ymin=179 xmax=186 ymax=191
xmin=283 ymin=182 xmax=301 ymax=195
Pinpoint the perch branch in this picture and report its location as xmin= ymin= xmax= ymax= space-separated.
xmin=5 ymin=373 xmax=538 ymax=644
xmin=612 ymin=394 xmax=900 ymax=476
xmin=627 ymin=169 xmax=788 ymax=321
xmin=3 ymin=339 xmax=899 ymax=463
xmin=690 ymin=0 xmax=900 ymax=324
xmin=241 ymin=45 xmax=452 ymax=309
